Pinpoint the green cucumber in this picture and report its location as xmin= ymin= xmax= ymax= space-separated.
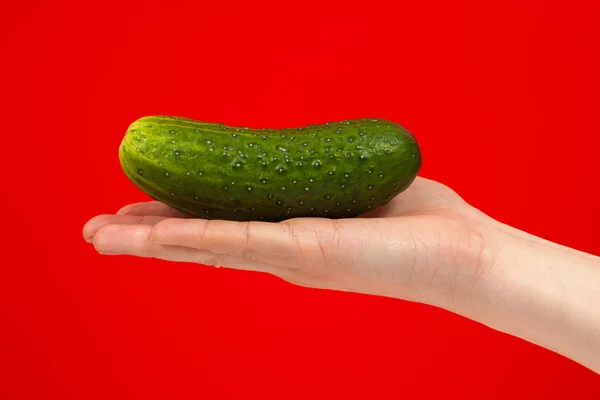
xmin=119 ymin=115 xmax=422 ymax=222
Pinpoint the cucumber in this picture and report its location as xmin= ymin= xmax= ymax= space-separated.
xmin=119 ymin=115 xmax=422 ymax=222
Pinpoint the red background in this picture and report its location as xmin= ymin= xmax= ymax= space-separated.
xmin=1 ymin=0 xmax=599 ymax=398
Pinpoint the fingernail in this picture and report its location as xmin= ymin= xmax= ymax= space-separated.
xmin=84 ymin=236 xmax=94 ymax=243
xmin=98 ymin=249 xmax=122 ymax=255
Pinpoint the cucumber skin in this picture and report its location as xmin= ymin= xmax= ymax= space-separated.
xmin=119 ymin=115 xmax=422 ymax=222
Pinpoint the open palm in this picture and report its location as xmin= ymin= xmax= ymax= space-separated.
xmin=83 ymin=177 xmax=495 ymax=307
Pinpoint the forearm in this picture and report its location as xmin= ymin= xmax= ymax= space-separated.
xmin=454 ymin=222 xmax=600 ymax=373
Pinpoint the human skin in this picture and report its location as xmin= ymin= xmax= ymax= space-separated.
xmin=82 ymin=177 xmax=600 ymax=374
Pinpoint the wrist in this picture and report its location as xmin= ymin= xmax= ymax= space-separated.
xmin=453 ymin=217 xmax=600 ymax=373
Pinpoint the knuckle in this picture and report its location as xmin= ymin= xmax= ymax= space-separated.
xmin=199 ymin=219 xmax=212 ymax=241
xmin=272 ymin=220 xmax=347 ymax=284
xmin=312 ymin=220 xmax=345 ymax=277
xmin=207 ymin=253 xmax=225 ymax=268
xmin=239 ymin=221 xmax=252 ymax=246
xmin=148 ymin=220 xmax=161 ymax=241
xmin=235 ymin=221 xmax=258 ymax=259
xmin=279 ymin=221 xmax=304 ymax=262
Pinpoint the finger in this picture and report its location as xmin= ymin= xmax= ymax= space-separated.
xmin=150 ymin=217 xmax=334 ymax=267
xmin=93 ymin=223 xmax=200 ymax=260
xmin=83 ymin=214 xmax=169 ymax=242
xmin=92 ymin=223 xmax=286 ymax=276
xmin=116 ymin=201 xmax=192 ymax=218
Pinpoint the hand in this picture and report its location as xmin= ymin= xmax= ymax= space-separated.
xmin=82 ymin=176 xmax=600 ymax=374
xmin=82 ymin=177 xmax=495 ymax=310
